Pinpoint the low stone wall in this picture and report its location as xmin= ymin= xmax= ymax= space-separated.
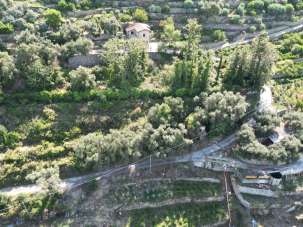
xmin=237 ymin=156 xmax=286 ymax=166
xmin=67 ymin=52 xmax=166 ymax=68
xmin=238 ymin=185 xmax=279 ymax=198
xmin=204 ymin=24 xmax=249 ymax=32
xmin=122 ymin=196 xmax=224 ymax=211
xmin=0 ymin=34 xmax=15 ymax=42
xmin=124 ymin=177 xmax=221 ymax=185
xmin=68 ymin=54 xmax=101 ymax=69
xmin=241 ymin=179 xmax=270 ymax=184
xmin=202 ymin=41 xmax=227 ymax=50
xmin=67 ymin=6 xmax=199 ymax=18
xmin=204 ymin=219 xmax=229 ymax=227
xmin=230 ymin=177 xmax=251 ymax=209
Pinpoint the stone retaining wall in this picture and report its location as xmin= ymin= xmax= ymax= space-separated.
xmin=67 ymin=52 xmax=165 ymax=68
xmin=68 ymin=54 xmax=101 ymax=68
xmin=238 ymin=185 xmax=279 ymax=198
xmin=0 ymin=34 xmax=15 ymax=42
xmin=237 ymin=156 xmax=285 ymax=166
xmin=124 ymin=177 xmax=221 ymax=186
xmin=122 ymin=196 xmax=224 ymax=211
xmin=230 ymin=177 xmax=251 ymax=209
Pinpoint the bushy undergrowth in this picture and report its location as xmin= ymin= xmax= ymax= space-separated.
xmin=0 ymin=192 xmax=64 ymax=221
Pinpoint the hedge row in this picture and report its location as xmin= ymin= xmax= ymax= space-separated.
xmin=0 ymin=86 xmax=205 ymax=106
xmin=0 ymin=88 xmax=170 ymax=105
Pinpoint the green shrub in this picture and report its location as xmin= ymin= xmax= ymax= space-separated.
xmin=148 ymin=4 xmax=161 ymax=13
xmin=247 ymin=0 xmax=265 ymax=14
xmin=0 ymin=125 xmax=20 ymax=151
xmin=296 ymin=1 xmax=303 ymax=10
xmin=184 ymin=0 xmax=194 ymax=8
xmin=258 ymin=23 xmax=266 ymax=30
xmin=57 ymin=0 xmax=76 ymax=11
xmin=0 ymin=21 xmax=14 ymax=34
xmin=263 ymin=0 xmax=274 ymax=9
xmin=212 ymin=30 xmax=226 ymax=41
xmin=221 ymin=7 xmax=229 ymax=16
xmin=229 ymin=15 xmax=242 ymax=24
xmin=236 ymin=3 xmax=245 ymax=16
xmin=248 ymin=25 xmax=257 ymax=33
xmin=133 ymin=8 xmax=148 ymax=22
xmin=69 ymin=67 xmax=96 ymax=91
xmin=43 ymin=9 xmax=63 ymax=29
xmin=162 ymin=4 xmax=170 ymax=13
xmin=292 ymin=44 xmax=303 ymax=56
xmin=286 ymin=3 xmax=295 ymax=15
xmin=267 ymin=3 xmax=286 ymax=17
xmin=79 ymin=0 xmax=92 ymax=10
xmin=118 ymin=13 xmax=132 ymax=22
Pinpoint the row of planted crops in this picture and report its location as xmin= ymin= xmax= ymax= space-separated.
xmin=106 ymin=179 xmax=227 ymax=226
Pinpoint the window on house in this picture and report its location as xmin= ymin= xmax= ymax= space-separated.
xmin=143 ymin=33 xmax=145 ymax=37
xmin=131 ymin=31 xmax=134 ymax=35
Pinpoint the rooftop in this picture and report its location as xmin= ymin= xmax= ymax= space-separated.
xmin=126 ymin=22 xmax=151 ymax=33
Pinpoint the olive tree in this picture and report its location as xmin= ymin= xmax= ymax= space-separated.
xmin=203 ymin=91 xmax=249 ymax=134
xmin=0 ymin=52 xmax=15 ymax=90
xmin=133 ymin=8 xmax=148 ymax=22
xmin=102 ymin=38 xmax=148 ymax=87
xmin=147 ymin=97 xmax=185 ymax=128
xmin=69 ymin=66 xmax=96 ymax=91
xmin=26 ymin=166 xmax=62 ymax=194
xmin=160 ymin=17 xmax=181 ymax=47
xmin=15 ymin=41 xmax=63 ymax=90
xmin=254 ymin=111 xmax=281 ymax=137
xmin=224 ymin=34 xmax=277 ymax=91
xmin=43 ymin=9 xmax=63 ymax=29
xmin=142 ymin=123 xmax=192 ymax=158
xmin=61 ymin=37 xmax=93 ymax=61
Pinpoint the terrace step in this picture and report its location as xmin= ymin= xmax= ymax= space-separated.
xmin=122 ymin=196 xmax=225 ymax=211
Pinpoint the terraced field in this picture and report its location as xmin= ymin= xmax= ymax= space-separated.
xmin=126 ymin=202 xmax=227 ymax=226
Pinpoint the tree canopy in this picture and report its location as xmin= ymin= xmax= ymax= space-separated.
xmin=224 ymin=34 xmax=277 ymax=91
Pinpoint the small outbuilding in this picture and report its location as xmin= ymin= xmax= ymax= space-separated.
xmin=262 ymin=122 xmax=288 ymax=146
xmin=125 ymin=22 xmax=151 ymax=41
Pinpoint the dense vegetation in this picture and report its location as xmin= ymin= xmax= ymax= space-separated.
xmin=1 ymin=0 xmax=303 ymax=224
xmin=232 ymin=32 xmax=303 ymax=162
xmin=1 ymin=0 xmax=272 ymax=190
xmin=235 ymin=111 xmax=303 ymax=163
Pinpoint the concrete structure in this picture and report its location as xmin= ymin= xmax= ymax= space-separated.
xmin=125 ymin=23 xmax=151 ymax=41
xmin=238 ymin=185 xmax=279 ymax=198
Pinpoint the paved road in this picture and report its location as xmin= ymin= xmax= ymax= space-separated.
xmin=0 ymin=134 xmax=237 ymax=196
xmin=2 ymin=129 xmax=302 ymax=196
xmin=177 ymin=133 xmax=237 ymax=163
xmin=212 ymin=19 xmax=303 ymax=50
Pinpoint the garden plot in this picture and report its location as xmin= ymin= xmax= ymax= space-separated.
xmin=124 ymin=202 xmax=227 ymax=226
xmin=108 ymin=179 xmax=222 ymax=205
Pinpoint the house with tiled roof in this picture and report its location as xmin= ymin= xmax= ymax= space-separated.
xmin=125 ymin=22 xmax=151 ymax=41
